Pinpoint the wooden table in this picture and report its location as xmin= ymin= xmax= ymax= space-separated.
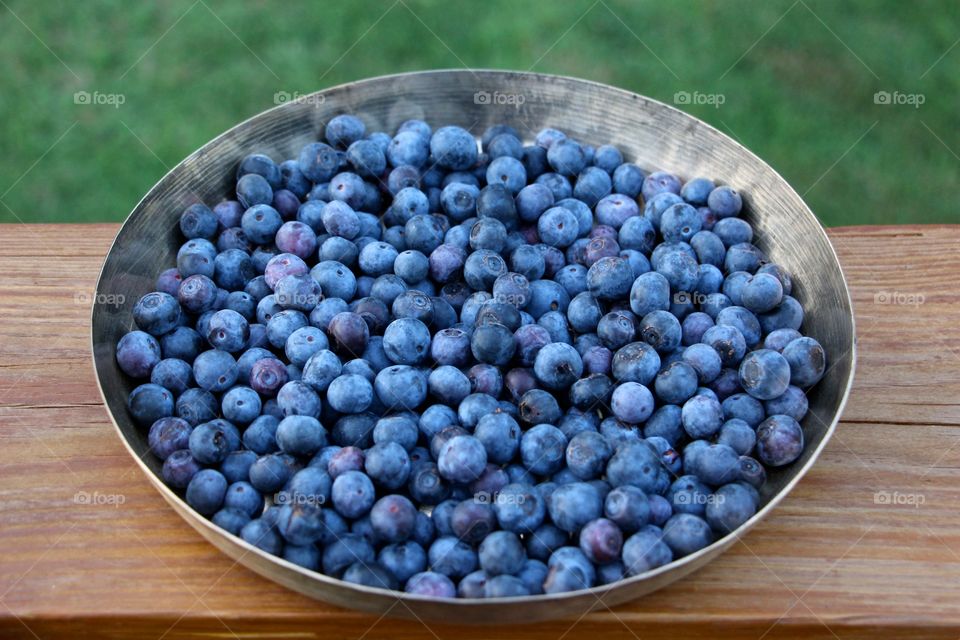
xmin=0 ymin=224 xmax=957 ymax=640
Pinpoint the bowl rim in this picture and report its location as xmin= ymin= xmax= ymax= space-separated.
xmin=91 ymin=68 xmax=857 ymax=610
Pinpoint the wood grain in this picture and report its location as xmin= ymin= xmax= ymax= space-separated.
xmin=0 ymin=224 xmax=958 ymax=640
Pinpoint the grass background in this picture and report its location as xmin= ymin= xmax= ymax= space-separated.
xmin=0 ymin=0 xmax=956 ymax=226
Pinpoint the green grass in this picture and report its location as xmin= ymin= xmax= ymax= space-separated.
xmin=1 ymin=0 xmax=956 ymax=225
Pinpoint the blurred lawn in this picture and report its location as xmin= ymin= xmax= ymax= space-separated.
xmin=0 ymin=0 xmax=956 ymax=225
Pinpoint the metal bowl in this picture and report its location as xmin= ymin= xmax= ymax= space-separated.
xmin=92 ymin=70 xmax=856 ymax=623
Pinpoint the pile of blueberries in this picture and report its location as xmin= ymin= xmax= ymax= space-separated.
xmin=115 ymin=113 xmax=827 ymax=599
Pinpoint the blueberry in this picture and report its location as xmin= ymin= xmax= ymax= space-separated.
xmin=533 ymin=342 xmax=582 ymax=390
xmin=451 ymin=500 xmax=497 ymax=544
xmin=607 ymin=441 xmax=667 ymax=494
xmin=283 ymin=327 xmax=327 ymax=369
xmin=178 ymin=203 xmax=219 ymax=240
xmin=654 ymin=360 xmax=697 ymax=404
xmin=586 ymin=256 xmax=634 ymax=301
xmin=681 ymin=394 xmax=724 ymax=439
xmin=763 ymin=385 xmax=809 ymax=422
xmin=148 ymin=417 xmax=192 ymax=460
xmin=369 ymin=494 xmax=417 ymax=543
xmin=405 ymin=571 xmax=457 ymax=597
xmin=221 ymin=386 xmax=261 ymax=425
xmin=374 ymin=365 xmax=427 ymax=411
xmin=161 ymin=449 xmax=201 ymax=489
xmin=629 ymin=272 xmax=670 ymax=317
xmin=721 ymin=393 xmax=765 ymax=428
xmin=655 ymin=246 xmax=699 ymax=292
xmin=478 ymin=531 xmax=526 ymax=576
xmin=428 ymin=536 xmax=478 ymax=579
xmin=662 ymin=513 xmax=714 ymax=557
xmin=569 ymin=373 xmax=613 ymax=411
xmin=690 ymin=231 xmax=726 ymax=268
xmin=486 ymin=156 xmax=527 ymax=194
xmin=327 ymin=311 xmax=369 ymax=358
xmin=660 ymin=202 xmax=702 ymax=243
xmin=475 ymin=413 xmax=521 ymax=465
xmin=739 ymin=348 xmax=791 ymax=400
xmin=716 ymin=305 xmax=762 ymax=349
xmin=133 ymin=292 xmax=182 ymax=336
xmin=185 ymin=468 xmax=228 ymax=515
xmin=378 ymin=542 xmax=427 ymax=584
xmin=704 ymin=482 xmax=759 ymax=534
xmin=437 ymin=435 xmax=487 ymax=484
xmin=323 ymin=114 xmax=365 ymax=149
xmin=681 ymin=343 xmax=722 ymax=384
xmin=622 ymin=525 xmax=673 ymax=575
xmin=281 ymin=466 xmax=331 ymax=509
xmin=431 ymin=126 xmax=478 ymax=171
xmin=127 ymin=383 xmax=174 ymax=426
xmin=546 ymin=139 xmax=587 ymax=177
xmin=603 ymin=485 xmax=650 ymax=533
xmin=322 ymin=533 xmax=375 ymax=577
xmin=275 ymin=415 xmax=326 ymax=456
xmin=365 ymin=441 xmax=412 ymax=490
xmin=610 ymin=382 xmax=655 ymax=424
xmin=639 ymin=405 xmax=682 ymax=446
xmin=206 ymin=309 xmax=249 ymax=353
xmin=716 ymin=223 xmax=756 ymax=254
xmin=222 ymin=480 xmax=264 ymax=517
xmin=117 ymin=331 xmax=162 ymax=379
xmin=341 ymin=562 xmax=399 ymax=590
xmin=326 ymin=446 xmax=364 ymax=479
xmin=520 ymin=424 xmax=567 ymax=476
xmin=236 ymin=518 xmax=282 ymax=555
xmin=374 ymin=317 xmax=430 ymax=366
xmin=611 ymin=341 xmax=661 ymax=384
xmin=326 ymin=374 xmax=374 ymax=414
xmin=276 ymin=380 xmax=321 ymax=418
xmin=548 ymin=482 xmax=602 ymax=533
xmin=173 ymin=387 xmax=217 ymax=427
xmin=782 ymin=336 xmax=827 ymax=387
xmin=680 ymin=176 xmax=714 ymax=205
xmin=159 ymin=325 xmax=202 ymax=363
xmin=707 ymin=185 xmax=742 ymax=217
xmin=759 ymin=295 xmax=804 ymax=334
xmin=741 ymin=273 xmax=784 ymax=314
xmin=331 ymin=470 xmax=375 ymax=519
xmin=579 ymin=518 xmax=623 ymax=564
xmin=702 ymin=324 xmax=747 ymax=367
xmin=642 ymin=170 xmax=682 ymax=200
xmin=717 ymin=419 xmax=757 ymax=456
xmin=756 ymin=415 xmax=804 ymax=466
xmin=544 ymin=547 xmax=596 ymax=592
xmin=684 ymin=441 xmax=741 ymax=486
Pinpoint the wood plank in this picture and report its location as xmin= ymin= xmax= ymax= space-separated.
xmin=0 ymin=224 xmax=958 ymax=639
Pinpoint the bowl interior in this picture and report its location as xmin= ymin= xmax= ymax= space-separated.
xmin=92 ymin=69 xmax=855 ymax=623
